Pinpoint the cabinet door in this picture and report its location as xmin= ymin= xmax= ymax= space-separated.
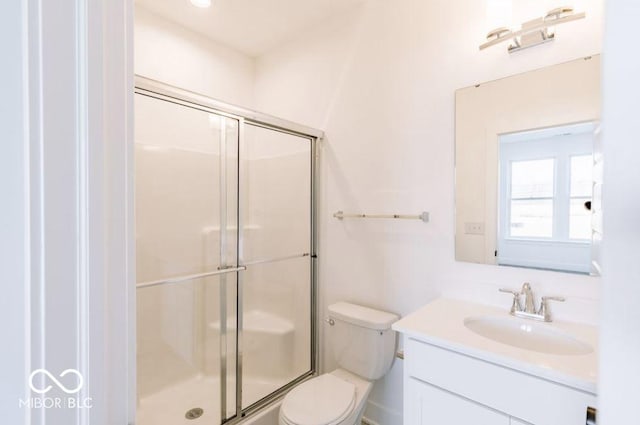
xmin=406 ymin=377 xmax=510 ymax=425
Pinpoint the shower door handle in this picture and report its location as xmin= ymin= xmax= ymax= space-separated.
xmin=136 ymin=266 xmax=247 ymax=289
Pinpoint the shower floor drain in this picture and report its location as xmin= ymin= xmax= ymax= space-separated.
xmin=185 ymin=408 xmax=204 ymax=420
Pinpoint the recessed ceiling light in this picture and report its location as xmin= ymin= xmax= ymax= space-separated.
xmin=190 ymin=0 xmax=211 ymax=8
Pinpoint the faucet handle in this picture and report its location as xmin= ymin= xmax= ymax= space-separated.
xmin=499 ymin=288 xmax=522 ymax=313
xmin=538 ymin=296 xmax=566 ymax=321
xmin=542 ymin=296 xmax=565 ymax=303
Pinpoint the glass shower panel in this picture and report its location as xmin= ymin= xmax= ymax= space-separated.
xmin=240 ymin=257 xmax=311 ymax=408
xmin=136 ymin=276 xmax=237 ymax=424
xmin=240 ymin=125 xmax=312 ymax=408
xmin=241 ymin=125 xmax=311 ymax=262
xmin=135 ymin=94 xmax=238 ymax=282
xmin=135 ymin=93 xmax=239 ymax=424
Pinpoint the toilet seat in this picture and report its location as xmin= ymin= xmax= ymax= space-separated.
xmin=280 ymin=374 xmax=357 ymax=425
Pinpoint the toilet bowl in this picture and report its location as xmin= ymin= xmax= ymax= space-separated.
xmin=279 ymin=369 xmax=372 ymax=425
xmin=279 ymin=302 xmax=398 ymax=425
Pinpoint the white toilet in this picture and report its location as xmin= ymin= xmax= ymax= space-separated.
xmin=279 ymin=302 xmax=399 ymax=425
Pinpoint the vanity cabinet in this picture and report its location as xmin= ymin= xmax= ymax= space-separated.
xmin=403 ymin=337 xmax=596 ymax=425
xmin=407 ymin=377 xmax=510 ymax=424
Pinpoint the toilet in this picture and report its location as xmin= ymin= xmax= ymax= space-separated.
xmin=279 ymin=302 xmax=399 ymax=425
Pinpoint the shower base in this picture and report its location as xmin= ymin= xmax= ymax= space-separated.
xmin=137 ymin=374 xmax=287 ymax=425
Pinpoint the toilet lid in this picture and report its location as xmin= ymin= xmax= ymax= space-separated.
xmin=281 ymin=374 xmax=356 ymax=425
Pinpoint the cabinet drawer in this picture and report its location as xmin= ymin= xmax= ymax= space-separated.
xmin=406 ymin=377 xmax=510 ymax=425
xmin=406 ymin=337 xmax=596 ymax=425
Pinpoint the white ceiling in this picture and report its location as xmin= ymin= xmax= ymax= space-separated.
xmin=135 ymin=0 xmax=367 ymax=57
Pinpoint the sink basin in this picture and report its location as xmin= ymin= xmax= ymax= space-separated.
xmin=464 ymin=316 xmax=593 ymax=356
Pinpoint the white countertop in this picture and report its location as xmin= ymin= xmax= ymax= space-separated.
xmin=392 ymin=298 xmax=598 ymax=394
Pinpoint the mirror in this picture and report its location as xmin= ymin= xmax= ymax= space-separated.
xmin=455 ymin=56 xmax=601 ymax=274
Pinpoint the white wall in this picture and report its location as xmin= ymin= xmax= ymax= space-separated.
xmin=135 ymin=6 xmax=255 ymax=107
xmin=598 ymin=1 xmax=640 ymax=424
xmin=253 ymin=1 xmax=604 ymax=423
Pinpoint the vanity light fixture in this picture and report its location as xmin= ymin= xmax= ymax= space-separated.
xmin=480 ymin=6 xmax=585 ymax=53
xmin=190 ymin=0 xmax=211 ymax=8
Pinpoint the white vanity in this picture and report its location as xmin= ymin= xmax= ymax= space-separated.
xmin=392 ymin=298 xmax=597 ymax=425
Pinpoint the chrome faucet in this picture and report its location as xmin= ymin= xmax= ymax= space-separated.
xmin=520 ymin=282 xmax=536 ymax=314
xmin=499 ymin=283 xmax=565 ymax=322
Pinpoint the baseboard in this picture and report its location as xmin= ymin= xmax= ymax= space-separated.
xmin=363 ymin=399 xmax=402 ymax=425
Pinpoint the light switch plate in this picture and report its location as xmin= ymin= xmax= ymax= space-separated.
xmin=464 ymin=222 xmax=485 ymax=235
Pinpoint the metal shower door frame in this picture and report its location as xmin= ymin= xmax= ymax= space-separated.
xmin=134 ymin=75 xmax=322 ymax=425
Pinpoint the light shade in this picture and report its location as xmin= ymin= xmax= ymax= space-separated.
xmin=190 ymin=0 xmax=211 ymax=8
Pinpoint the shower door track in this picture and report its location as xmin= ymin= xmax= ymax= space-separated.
xmin=135 ymin=77 xmax=324 ymax=139
xmin=135 ymin=75 xmax=322 ymax=425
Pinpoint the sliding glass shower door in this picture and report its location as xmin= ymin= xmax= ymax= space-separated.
xmin=239 ymin=125 xmax=312 ymax=408
xmin=135 ymin=92 xmax=240 ymax=423
xmin=134 ymin=80 xmax=318 ymax=425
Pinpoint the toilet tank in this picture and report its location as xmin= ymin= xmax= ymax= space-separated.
xmin=327 ymin=302 xmax=399 ymax=380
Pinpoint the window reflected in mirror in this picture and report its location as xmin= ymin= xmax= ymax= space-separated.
xmin=497 ymin=123 xmax=594 ymax=273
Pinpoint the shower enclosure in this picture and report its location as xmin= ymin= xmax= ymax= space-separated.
xmin=134 ymin=77 xmax=320 ymax=425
